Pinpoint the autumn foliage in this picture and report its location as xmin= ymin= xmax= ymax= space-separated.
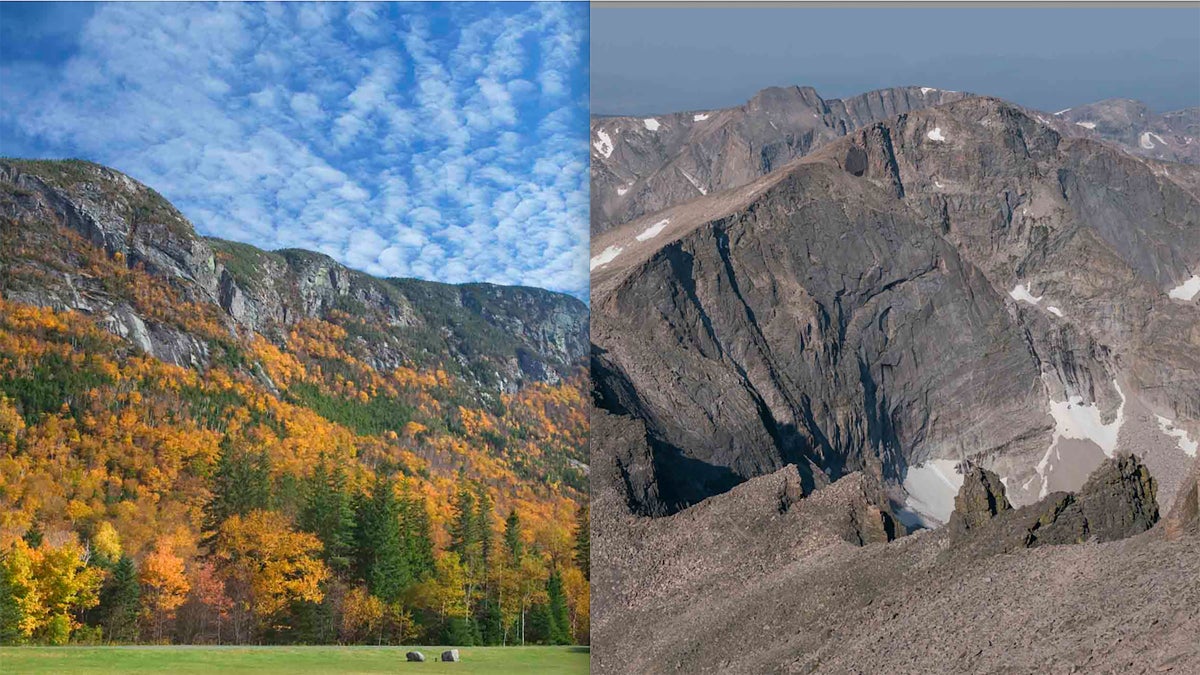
xmin=0 ymin=237 xmax=589 ymax=646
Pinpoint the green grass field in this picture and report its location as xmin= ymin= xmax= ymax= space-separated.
xmin=0 ymin=645 xmax=590 ymax=674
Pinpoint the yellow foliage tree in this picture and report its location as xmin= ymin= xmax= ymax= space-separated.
xmin=214 ymin=511 xmax=329 ymax=630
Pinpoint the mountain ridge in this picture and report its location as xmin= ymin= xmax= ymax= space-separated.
xmin=2 ymin=158 xmax=588 ymax=394
xmin=591 ymin=84 xmax=1200 ymax=236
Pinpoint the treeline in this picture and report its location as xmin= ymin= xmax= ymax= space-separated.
xmin=1 ymin=452 xmax=590 ymax=646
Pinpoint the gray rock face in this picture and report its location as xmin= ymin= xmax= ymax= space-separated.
xmin=592 ymin=96 xmax=1200 ymax=517
xmin=0 ymin=159 xmax=588 ymax=391
xmin=591 ymin=85 xmax=973 ymax=235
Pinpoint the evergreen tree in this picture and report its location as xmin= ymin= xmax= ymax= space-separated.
xmin=299 ymin=458 xmax=356 ymax=573
xmin=22 ymin=521 xmax=43 ymax=549
xmin=526 ymin=602 xmax=553 ymax=645
xmin=503 ymin=509 xmax=523 ymax=560
xmin=546 ymin=567 xmax=571 ymax=645
xmin=480 ymin=597 xmax=503 ymax=646
xmin=474 ymin=485 xmax=494 ymax=567
xmin=0 ymin=552 xmax=23 ymax=645
xmin=399 ymin=485 xmax=435 ymax=581
xmin=573 ymin=503 xmax=590 ymax=581
xmin=443 ymin=615 xmax=475 ymax=646
xmin=448 ymin=481 xmax=478 ymax=560
xmin=202 ymin=445 xmax=271 ymax=544
xmin=96 ymin=555 xmax=141 ymax=643
xmin=355 ymin=474 xmax=410 ymax=603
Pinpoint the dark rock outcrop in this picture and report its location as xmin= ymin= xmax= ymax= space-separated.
xmin=405 ymin=651 xmax=425 ymax=662
xmin=948 ymin=466 xmax=1012 ymax=540
xmin=1076 ymin=454 xmax=1159 ymax=542
xmin=952 ymin=455 xmax=1159 ymax=555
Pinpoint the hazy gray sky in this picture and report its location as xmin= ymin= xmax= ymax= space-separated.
xmin=592 ymin=6 xmax=1200 ymax=116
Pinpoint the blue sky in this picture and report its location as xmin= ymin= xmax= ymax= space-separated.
xmin=593 ymin=7 xmax=1200 ymax=116
xmin=0 ymin=2 xmax=590 ymax=298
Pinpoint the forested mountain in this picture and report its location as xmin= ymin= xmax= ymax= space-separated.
xmin=0 ymin=159 xmax=589 ymax=646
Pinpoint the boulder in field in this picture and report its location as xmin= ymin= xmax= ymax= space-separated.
xmin=441 ymin=649 xmax=460 ymax=662
xmin=406 ymin=651 xmax=425 ymax=662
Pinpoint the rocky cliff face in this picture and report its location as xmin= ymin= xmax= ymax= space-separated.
xmin=591 ymin=97 xmax=1199 ymax=519
xmin=1 ymin=160 xmax=588 ymax=393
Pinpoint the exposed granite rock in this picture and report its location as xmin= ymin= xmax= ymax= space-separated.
xmin=0 ymin=159 xmax=588 ymax=391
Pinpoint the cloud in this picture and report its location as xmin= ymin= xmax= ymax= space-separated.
xmin=0 ymin=2 xmax=590 ymax=299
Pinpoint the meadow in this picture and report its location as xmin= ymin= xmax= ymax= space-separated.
xmin=0 ymin=645 xmax=590 ymax=674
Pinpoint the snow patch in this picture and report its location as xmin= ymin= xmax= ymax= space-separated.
xmin=643 ymin=118 xmax=660 ymax=131
xmin=1155 ymin=416 xmax=1198 ymax=458
xmin=593 ymin=130 xmax=614 ymax=159
xmin=1139 ymin=132 xmax=1157 ymax=149
xmin=679 ymin=169 xmax=707 ymax=195
xmin=902 ymin=459 xmax=965 ymax=526
xmin=693 ymin=112 xmax=709 ymax=122
xmin=920 ymin=87 xmax=937 ymax=95
xmin=927 ymin=127 xmax=947 ymax=142
xmin=616 ymin=185 xmax=629 ymax=196
xmin=1037 ymin=381 xmax=1127 ymax=497
xmin=589 ymin=246 xmax=623 ymax=271
xmin=1046 ymin=306 xmax=1063 ymax=318
xmin=1075 ymin=121 xmax=1096 ymax=130
xmin=635 ymin=219 xmax=670 ymax=242
xmin=1054 ymin=108 xmax=1072 ymax=116
xmin=1168 ymin=275 xmax=1200 ymax=301
xmin=1009 ymin=283 xmax=1043 ymax=305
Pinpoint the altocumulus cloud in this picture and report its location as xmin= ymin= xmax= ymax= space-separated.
xmin=0 ymin=2 xmax=590 ymax=298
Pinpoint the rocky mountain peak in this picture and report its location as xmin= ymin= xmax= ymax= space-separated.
xmin=2 ymin=159 xmax=588 ymax=392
